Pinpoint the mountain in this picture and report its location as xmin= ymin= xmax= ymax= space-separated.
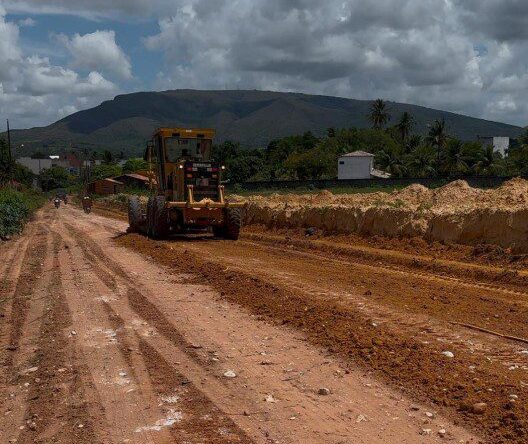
xmin=5 ymin=89 xmax=524 ymax=157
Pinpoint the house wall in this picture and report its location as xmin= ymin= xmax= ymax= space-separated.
xmin=16 ymin=157 xmax=52 ymax=175
xmin=89 ymin=179 xmax=124 ymax=195
xmin=337 ymin=156 xmax=373 ymax=180
xmin=492 ymin=137 xmax=509 ymax=155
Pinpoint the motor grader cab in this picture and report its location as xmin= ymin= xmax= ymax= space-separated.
xmin=128 ymin=128 xmax=245 ymax=239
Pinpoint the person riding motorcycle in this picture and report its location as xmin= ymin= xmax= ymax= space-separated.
xmin=54 ymin=197 xmax=61 ymax=209
xmin=82 ymin=195 xmax=93 ymax=214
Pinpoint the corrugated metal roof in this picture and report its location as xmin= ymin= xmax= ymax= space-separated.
xmin=115 ymin=173 xmax=150 ymax=181
xmin=339 ymin=150 xmax=375 ymax=157
xmin=97 ymin=178 xmax=123 ymax=184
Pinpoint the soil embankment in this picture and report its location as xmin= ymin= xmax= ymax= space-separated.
xmin=238 ymin=178 xmax=528 ymax=252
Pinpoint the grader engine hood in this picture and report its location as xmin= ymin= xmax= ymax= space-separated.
xmin=183 ymin=161 xmax=221 ymax=201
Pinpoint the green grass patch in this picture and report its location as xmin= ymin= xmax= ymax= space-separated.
xmin=0 ymin=187 xmax=45 ymax=238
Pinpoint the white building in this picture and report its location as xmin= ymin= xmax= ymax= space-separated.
xmin=338 ymin=151 xmax=375 ymax=180
xmin=478 ymin=136 xmax=510 ymax=156
xmin=16 ymin=157 xmax=53 ymax=175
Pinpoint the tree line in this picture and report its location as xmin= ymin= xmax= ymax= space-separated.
xmin=213 ymin=99 xmax=528 ymax=182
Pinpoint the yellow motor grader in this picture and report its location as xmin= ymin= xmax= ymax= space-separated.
xmin=128 ymin=128 xmax=245 ymax=240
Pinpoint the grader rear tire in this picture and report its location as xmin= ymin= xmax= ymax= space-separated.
xmin=150 ymin=196 xmax=170 ymax=239
xmin=128 ymin=196 xmax=141 ymax=233
xmin=223 ymin=208 xmax=241 ymax=240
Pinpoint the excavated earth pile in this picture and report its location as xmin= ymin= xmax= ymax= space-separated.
xmin=238 ymin=178 xmax=528 ymax=252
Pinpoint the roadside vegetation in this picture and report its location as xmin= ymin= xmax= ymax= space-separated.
xmin=213 ymin=99 xmax=528 ymax=183
xmin=0 ymin=138 xmax=45 ymax=239
xmin=0 ymin=187 xmax=45 ymax=239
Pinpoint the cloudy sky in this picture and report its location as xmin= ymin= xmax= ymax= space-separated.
xmin=0 ymin=0 xmax=527 ymax=129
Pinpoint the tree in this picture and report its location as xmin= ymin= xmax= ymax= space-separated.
xmin=426 ymin=119 xmax=448 ymax=171
xmin=91 ymin=164 xmax=122 ymax=181
xmin=123 ymin=158 xmax=149 ymax=174
xmin=442 ymin=139 xmax=468 ymax=176
xmin=212 ymin=141 xmax=241 ymax=166
xmin=375 ymin=148 xmax=407 ymax=178
xmin=39 ymin=166 xmax=71 ymax=191
xmin=102 ymin=150 xmax=114 ymax=165
xmin=475 ymin=145 xmax=503 ymax=176
xmin=396 ymin=112 xmax=414 ymax=145
xmin=405 ymin=145 xmax=436 ymax=177
xmin=301 ymin=131 xmax=319 ymax=151
xmin=518 ymin=128 xmax=528 ymax=146
xmin=226 ymin=155 xmax=264 ymax=183
xmin=0 ymin=139 xmax=13 ymax=184
xmin=426 ymin=119 xmax=448 ymax=149
xmin=368 ymin=99 xmax=391 ymax=130
xmin=284 ymin=147 xmax=334 ymax=180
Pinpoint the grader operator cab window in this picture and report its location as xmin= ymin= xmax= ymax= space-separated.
xmin=166 ymin=138 xmax=201 ymax=162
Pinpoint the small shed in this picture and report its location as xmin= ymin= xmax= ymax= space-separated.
xmin=113 ymin=173 xmax=152 ymax=189
xmin=338 ymin=151 xmax=374 ymax=180
xmin=88 ymin=178 xmax=124 ymax=195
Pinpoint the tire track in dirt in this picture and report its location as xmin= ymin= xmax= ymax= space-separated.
xmin=15 ymin=230 xmax=104 ymax=444
xmin=61 ymin=221 xmax=255 ymax=443
xmin=55 ymin=224 xmax=177 ymax=444
xmin=63 ymin=209 xmax=479 ymax=444
xmin=1 ymin=223 xmax=47 ymax=375
xmin=0 ymin=221 xmax=52 ymax=444
xmin=180 ymin=235 xmax=528 ymax=350
xmin=116 ymin=232 xmax=528 ymax=444
xmin=139 ymin=338 xmax=252 ymax=444
xmin=243 ymin=233 xmax=528 ymax=303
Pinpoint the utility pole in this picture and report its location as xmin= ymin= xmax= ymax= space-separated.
xmin=6 ymin=119 xmax=12 ymax=162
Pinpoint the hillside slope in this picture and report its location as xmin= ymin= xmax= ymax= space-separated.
xmin=7 ymin=89 xmax=523 ymax=157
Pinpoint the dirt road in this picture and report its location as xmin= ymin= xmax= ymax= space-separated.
xmin=2 ymin=205 xmax=526 ymax=443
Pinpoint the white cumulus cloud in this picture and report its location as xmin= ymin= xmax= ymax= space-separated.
xmin=0 ymin=11 xmax=119 ymax=127
xmin=59 ymin=30 xmax=132 ymax=80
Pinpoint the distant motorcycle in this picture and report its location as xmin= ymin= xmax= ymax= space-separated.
xmin=54 ymin=198 xmax=61 ymax=209
xmin=82 ymin=196 xmax=93 ymax=214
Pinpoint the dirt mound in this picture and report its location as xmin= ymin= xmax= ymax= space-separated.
xmin=394 ymin=183 xmax=432 ymax=203
xmin=309 ymin=189 xmax=334 ymax=204
xmin=431 ymin=180 xmax=481 ymax=209
xmin=240 ymin=179 xmax=528 ymax=252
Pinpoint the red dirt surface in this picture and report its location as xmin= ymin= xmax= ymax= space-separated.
xmin=1 ymin=205 xmax=484 ymax=443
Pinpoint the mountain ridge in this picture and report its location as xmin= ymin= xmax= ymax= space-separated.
xmin=5 ymin=89 xmax=523 ymax=157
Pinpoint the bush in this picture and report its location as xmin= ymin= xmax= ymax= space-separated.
xmin=91 ymin=164 xmax=123 ymax=180
xmin=0 ymin=187 xmax=45 ymax=238
xmin=39 ymin=166 xmax=72 ymax=191
xmin=123 ymin=158 xmax=149 ymax=174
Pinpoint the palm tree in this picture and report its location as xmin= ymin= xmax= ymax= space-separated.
xmin=475 ymin=145 xmax=502 ymax=176
xmin=405 ymin=145 xmax=436 ymax=177
xmin=368 ymin=99 xmax=391 ymax=130
xmin=444 ymin=139 xmax=468 ymax=176
xmin=397 ymin=112 xmax=414 ymax=144
xmin=406 ymin=134 xmax=422 ymax=153
xmin=375 ymin=148 xmax=407 ymax=177
xmin=426 ymin=119 xmax=448 ymax=172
